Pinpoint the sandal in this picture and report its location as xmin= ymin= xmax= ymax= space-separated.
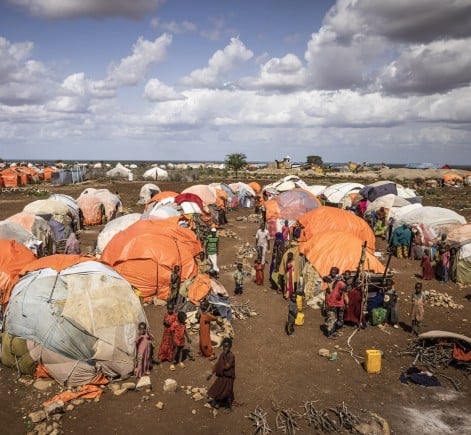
xmin=179 ymin=362 xmax=185 ymax=369
xmin=170 ymin=364 xmax=176 ymax=371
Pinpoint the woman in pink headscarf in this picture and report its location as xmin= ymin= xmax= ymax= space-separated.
xmin=64 ymin=232 xmax=81 ymax=255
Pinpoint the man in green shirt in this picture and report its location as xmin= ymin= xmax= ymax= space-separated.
xmin=205 ymin=228 xmax=220 ymax=277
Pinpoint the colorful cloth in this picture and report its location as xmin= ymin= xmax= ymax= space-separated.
xmin=199 ymin=312 xmax=217 ymax=357
xmin=64 ymin=232 xmax=81 ymax=255
xmin=135 ymin=331 xmax=154 ymax=378
xmin=254 ymin=262 xmax=264 ymax=285
xmin=157 ymin=312 xmax=176 ymax=362
xmin=170 ymin=321 xmax=186 ymax=347
xmin=421 ymin=254 xmax=434 ymax=280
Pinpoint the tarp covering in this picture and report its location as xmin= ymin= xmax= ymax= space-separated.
xmin=265 ymin=189 xmax=322 ymax=221
xmin=101 ymin=219 xmax=202 ymax=301
xmin=4 ymin=260 xmax=147 ymax=385
xmin=297 ymin=207 xmax=376 ymax=252
xmin=393 ymin=206 xmax=466 ymax=229
xmin=322 ymin=183 xmax=364 ymax=204
xmin=299 ymin=231 xmax=385 ymax=278
xmin=0 ymin=239 xmax=36 ymax=307
xmin=181 ymin=185 xmax=216 ymax=206
xmin=142 ymin=167 xmax=169 ymax=180
xmin=77 ymin=189 xmax=122 ymax=226
xmin=96 ymin=213 xmax=142 ymax=256
xmin=138 ymin=183 xmax=161 ymax=205
xmin=359 ymin=182 xmax=397 ymax=202
xmin=23 ymin=199 xmax=72 ymax=226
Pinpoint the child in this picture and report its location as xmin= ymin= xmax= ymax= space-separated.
xmin=254 ymin=258 xmax=264 ymax=286
xmin=169 ymin=265 xmax=181 ymax=304
xmin=134 ymin=322 xmax=154 ymax=378
xmin=441 ymin=245 xmax=451 ymax=283
xmin=170 ymin=311 xmax=191 ymax=370
xmin=197 ymin=300 xmax=218 ymax=361
xmin=410 ymin=282 xmax=426 ymax=337
xmin=156 ymin=302 xmax=177 ymax=364
xmin=421 ymin=248 xmax=434 ymax=280
xmin=285 ymin=292 xmax=298 ymax=335
xmin=234 ymin=263 xmax=244 ymax=295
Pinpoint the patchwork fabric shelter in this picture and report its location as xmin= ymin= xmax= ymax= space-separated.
xmin=101 ymin=219 xmax=202 ymax=301
xmin=0 ymin=220 xmax=43 ymax=256
xmin=0 ymin=239 xmax=36 ymax=308
xmin=299 ymin=231 xmax=385 ymax=278
xmin=95 ymin=213 xmax=142 ymax=256
xmin=138 ymin=183 xmax=161 ymax=205
xmin=181 ymin=185 xmax=217 ymax=206
xmin=3 ymin=257 xmax=147 ymax=385
xmin=444 ymin=224 xmax=471 ymax=285
xmin=321 ymin=182 xmax=364 ymax=205
xmin=297 ymin=207 xmax=376 ymax=252
xmin=77 ymin=189 xmax=122 ymax=226
xmin=6 ymin=212 xmax=55 ymax=256
xmin=23 ymin=199 xmax=72 ymax=226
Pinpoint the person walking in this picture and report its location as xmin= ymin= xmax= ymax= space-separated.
xmin=410 ymin=282 xmax=426 ymax=336
xmin=255 ymin=223 xmax=270 ymax=265
xmin=205 ymin=228 xmax=220 ymax=278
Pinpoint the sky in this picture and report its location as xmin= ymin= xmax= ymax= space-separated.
xmin=0 ymin=0 xmax=470 ymax=164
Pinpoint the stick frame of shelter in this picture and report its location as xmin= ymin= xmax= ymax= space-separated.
xmin=355 ymin=241 xmax=368 ymax=328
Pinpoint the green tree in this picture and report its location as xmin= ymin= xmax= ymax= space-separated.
xmin=225 ymin=153 xmax=247 ymax=177
xmin=306 ymin=155 xmax=323 ymax=166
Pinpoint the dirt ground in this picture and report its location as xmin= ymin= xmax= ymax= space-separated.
xmin=0 ymin=177 xmax=470 ymax=435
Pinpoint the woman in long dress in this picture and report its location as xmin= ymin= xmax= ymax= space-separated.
xmin=207 ymin=338 xmax=235 ymax=411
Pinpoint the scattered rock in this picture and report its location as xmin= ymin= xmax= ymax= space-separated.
xmin=141 ymin=396 xmax=150 ymax=402
xmin=28 ymin=410 xmax=46 ymax=423
xmin=113 ymin=388 xmax=128 ymax=396
xmin=163 ymin=378 xmax=178 ymax=393
xmin=71 ymin=399 xmax=84 ymax=406
xmin=33 ymin=380 xmax=52 ymax=391
xmin=109 ymin=383 xmax=121 ymax=392
xmin=318 ymin=348 xmax=330 ymax=357
xmin=192 ymin=392 xmax=204 ymax=401
xmin=122 ymin=382 xmax=136 ymax=391
xmin=136 ymin=376 xmax=151 ymax=390
xmin=66 ymin=404 xmax=74 ymax=412
xmin=44 ymin=400 xmax=64 ymax=416
xmin=155 ymin=401 xmax=164 ymax=410
xmin=192 ymin=409 xmax=197 ymax=415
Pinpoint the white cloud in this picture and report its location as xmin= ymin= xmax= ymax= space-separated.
xmin=238 ymin=54 xmax=307 ymax=91
xmin=107 ymin=34 xmax=172 ymax=87
xmin=180 ymin=37 xmax=253 ymax=88
xmin=143 ymin=78 xmax=184 ymax=102
xmin=150 ymin=17 xmax=197 ymax=34
xmin=377 ymin=38 xmax=471 ymax=95
xmin=8 ymin=0 xmax=164 ymax=20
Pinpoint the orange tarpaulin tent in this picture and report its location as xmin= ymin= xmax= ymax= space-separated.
xmin=0 ymin=240 xmax=36 ymax=308
xmin=297 ymin=206 xmax=376 ymax=252
xmin=101 ymin=219 xmax=202 ymax=301
xmin=145 ymin=191 xmax=178 ymax=210
xmin=248 ymin=181 xmax=262 ymax=194
xmin=299 ymin=230 xmax=384 ymax=278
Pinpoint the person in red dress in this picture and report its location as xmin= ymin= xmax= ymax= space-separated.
xmin=198 ymin=300 xmax=218 ymax=361
xmin=421 ymin=248 xmax=434 ymax=280
xmin=156 ymin=302 xmax=177 ymax=364
xmin=254 ymin=258 xmax=264 ymax=286
xmin=170 ymin=311 xmax=191 ymax=370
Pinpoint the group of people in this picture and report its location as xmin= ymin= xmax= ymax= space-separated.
xmin=134 ymin=299 xmax=236 ymax=411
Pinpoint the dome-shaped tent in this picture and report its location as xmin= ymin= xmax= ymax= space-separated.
xmin=77 ymin=189 xmax=122 ymax=226
xmin=3 ymin=257 xmax=146 ymax=385
xmin=142 ymin=167 xmax=169 ymax=181
xmin=138 ymin=183 xmax=161 ymax=205
xmin=95 ymin=213 xmax=142 ymax=256
xmin=101 ymin=219 xmax=202 ymax=301
xmin=0 ymin=239 xmax=36 ymax=308
xmin=297 ymin=207 xmax=376 ymax=252
xmin=299 ymin=231 xmax=384 ymax=278
xmin=181 ymin=185 xmax=216 ymax=206
xmin=321 ymin=182 xmax=364 ymax=206
xmin=23 ymin=199 xmax=72 ymax=226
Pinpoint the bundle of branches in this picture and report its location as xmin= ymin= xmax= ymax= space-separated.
xmin=271 ymin=401 xmax=302 ymax=435
xmin=405 ymin=340 xmax=454 ymax=369
xmin=302 ymin=401 xmax=337 ymax=432
xmin=245 ymin=406 xmax=271 ymax=435
xmin=231 ymin=300 xmax=257 ymax=320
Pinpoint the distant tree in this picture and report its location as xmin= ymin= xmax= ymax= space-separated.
xmin=306 ymin=155 xmax=323 ymax=166
xmin=225 ymin=153 xmax=247 ymax=177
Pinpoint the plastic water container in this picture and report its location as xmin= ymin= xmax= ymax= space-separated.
xmin=364 ymin=349 xmax=382 ymax=373
xmin=296 ymin=295 xmax=303 ymax=312
xmin=294 ymin=312 xmax=305 ymax=326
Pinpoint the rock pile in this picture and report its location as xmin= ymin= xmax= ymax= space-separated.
xmin=426 ymin=289 xmax=464 ymax=309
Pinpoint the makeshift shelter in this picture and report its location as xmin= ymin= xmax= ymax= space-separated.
xmin=442 ymin=173 xmax=463 ymax=187
xmin=0 ymin=239 xmax=36 ymax=308
xmin=49 ymin=194 xmax=81 ymax=230
xmin=448 ymin=224 xmax=471 ymax=284
xmin=305 ymin=185 xmax=327 ymax=197
xmin=95 ymin=213 xmax=142 ymax=256
xmin=365 ymin=194 xmax=412 ymax=221
xmin=106 ymin=163 xmax=132 ymax=179
xmin=3 ymin=257 xmax=147 ymax=385
xmin=464 ymin=173 xmax=471 ymax=186
xmin=181 ymin=185 xmax=216 ymax=206
xmin=145 ymin=191 xmax=178 ymax=210
xmin=321 ymin=182 xmax=364 ymax=207
xmin=6 ymin=212 xmax=55 ymax=256
xmin=42 ymin=167 xmax=58 ymax=181
xmin=145 ymin=204 xmax=181 ymax=219
xmin=265 ymin=189 xmax=322 ymax=236
xmin=138 ymin=183 xmax=161 ymax=205
xmin=23 ymin=199 xmax=72 ymax=227
xmin=228 ymin=182 xmax=256 ymax=208
xmin=77 ymin=189 xmax=122 ymax=226
xmin=299 ymin=231 xmax=385 ymax=278
xmin=0 ymin=169 xmax=21 ymax=187
xmin=297 ymin=207 xmax=376 ymax=252
xmin=0 ymin=221 xmax=43 ymax=256
xmin=101 ymin=219 xmax=202 ymax=301
xmin=142 ymin=167 xmax=169 ymax=180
